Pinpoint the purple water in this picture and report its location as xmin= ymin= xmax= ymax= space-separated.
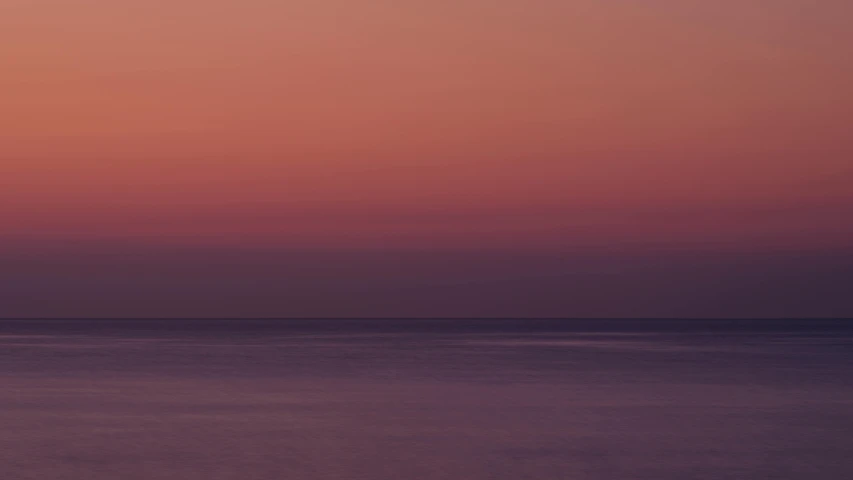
xmin=2 ymin=319 xmax=852 ymax=479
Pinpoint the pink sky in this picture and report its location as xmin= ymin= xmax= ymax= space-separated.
xmin=1 ymin=1 xmax=851 ymax=316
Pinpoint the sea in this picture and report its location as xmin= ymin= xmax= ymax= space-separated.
xmin=1 ymin=319 xmax=852 ymax=479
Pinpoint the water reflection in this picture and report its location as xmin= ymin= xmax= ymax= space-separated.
xmin=1 ymin=320 xmax=852 ymax=479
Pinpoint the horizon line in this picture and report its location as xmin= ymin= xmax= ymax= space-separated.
xmin=2 ymin=317 xmax=851 ymax=321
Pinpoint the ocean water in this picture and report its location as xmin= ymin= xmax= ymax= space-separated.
xmin=1 ymin=319 xmax=852 ymax=479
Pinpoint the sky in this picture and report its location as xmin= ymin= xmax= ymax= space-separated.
xmin=2 ymin=0 xmax=852 ymax=318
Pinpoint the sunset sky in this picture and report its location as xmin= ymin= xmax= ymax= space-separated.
xmin=2 ymin=0 xmax=852 ymax=318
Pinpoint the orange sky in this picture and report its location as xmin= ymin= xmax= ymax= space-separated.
xmin=3 ymin=0 xmax=852 ymax=250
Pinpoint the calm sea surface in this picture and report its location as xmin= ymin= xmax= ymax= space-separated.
xmin=1 ymin=319 xmax=852 ymax=479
